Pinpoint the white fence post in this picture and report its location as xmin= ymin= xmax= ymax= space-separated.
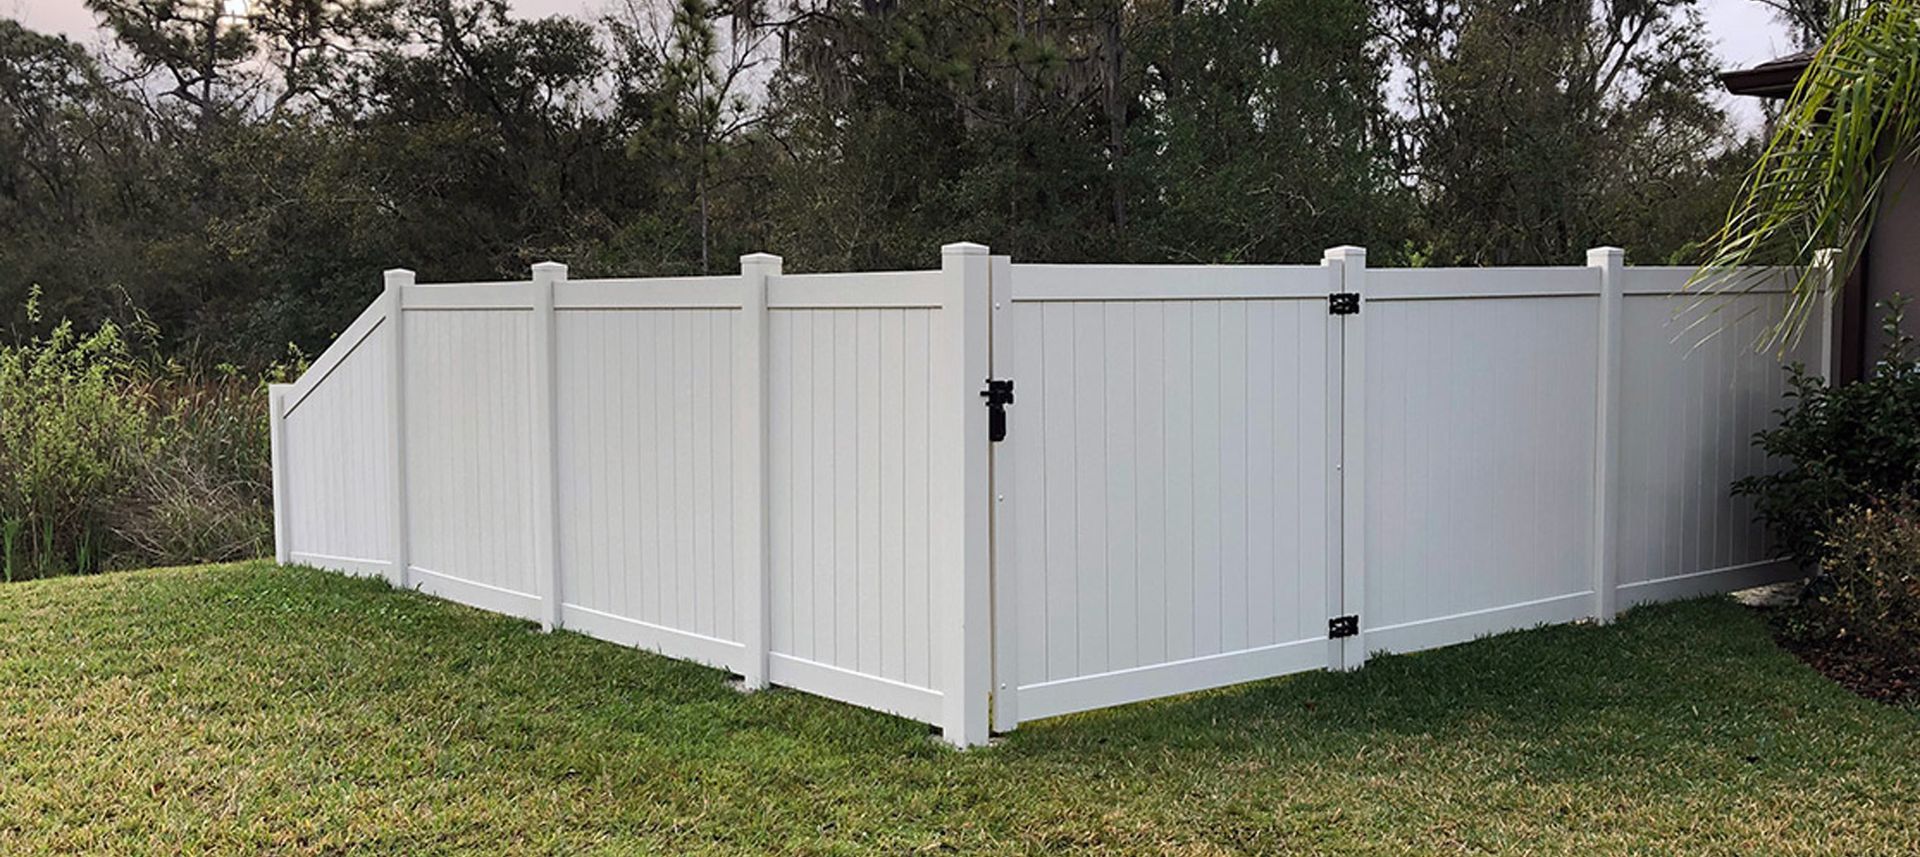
xmin=1324 ymin=245 xmax=1367 ymax=670
xmin=737 ymin=252 xmax=781 ymax=690
xmin=1814 ymin=247 xmax=1840 ymax=382
xmin=1588 ymin=247 xmax=1625 ymax=623
xmin=938 ymin=241 xmax=994 ymax=747
xmin=531 ymin=261 xmax=566 ymax=631
xmin=269 ymin=384 xmax=292 ymax=564
xmin=384 ymin=269 xmax=414 ymax=588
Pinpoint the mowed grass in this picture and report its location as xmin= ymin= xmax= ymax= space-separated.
xmin=2 ymin=564 xmax=1917 ymax=854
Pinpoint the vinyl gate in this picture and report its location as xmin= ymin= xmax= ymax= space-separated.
xmin=990 ymin=259 xmax=1347 ymax=725
xmin=272 ymin=243 xmax=1825 ymax=747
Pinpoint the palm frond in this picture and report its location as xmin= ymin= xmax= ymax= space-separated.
xmin=1690 ymin=0 xmax=1920 ymax=351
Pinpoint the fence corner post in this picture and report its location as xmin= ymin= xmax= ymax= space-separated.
xmin=939 ymin=241 xmax=993 ymax=747
xmin=1587 ymin=246 xmax=1625 ymax=623
xmin=737 ymin=252 xmax=781 ymax=690
xmin=531 ymin=261 xmax=567 ymax=632
xmin=269 ymin=383 xmax=292 ymax=565
xmin=1813 ymin=247 xmax=1841 ymax=383
xmin=384 ymin=268 xmax=415 ymax=589
xmin=1322 ymin=245 xmax=1367 ymax=670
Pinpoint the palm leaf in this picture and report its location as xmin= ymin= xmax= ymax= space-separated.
xmin=1690 ymin=0 xmax=1920 ymax=352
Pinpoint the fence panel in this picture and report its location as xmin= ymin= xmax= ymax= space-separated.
xmin=763 ymin=270 xmax=955 ymax=724
xmin=1362 ymin=268 xmax=1603 ymax=653
xmin=1614 ymin=268 xmax=1811 ymax=605
xmin=551 ymin=277 xmax=753 ymax=673
xmin=401 ymin=289 xmax=542 ymax=621
xmin=278 ymin=299 xmax=397 ymax=578
xmin=996 ymin=264 xmax=1340 ymax=724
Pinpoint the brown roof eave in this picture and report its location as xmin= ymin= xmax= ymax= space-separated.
xmin=1720 ymin=51 xmax=1814 ymax=100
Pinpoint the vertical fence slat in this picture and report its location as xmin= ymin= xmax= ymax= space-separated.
xmin=739 ymin=253 xmax=781 ymax=688
xmin=1589 ymin=247 xmax=1625 ymax=622
xmin=384 ymin=269 xmax=414 ymax=587
xmin=531 ymin=262 xmax=566 ymax=631
xmin=270 ymin=384 xmax=292 ymax=564
xmin=988 ymin=254 xmax=1018 ymax=730
xmin=1814 ymin=247 xmax=1840 ymax=383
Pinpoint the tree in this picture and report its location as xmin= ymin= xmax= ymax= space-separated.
xmin=0 ymin=22 xmax=125 ymax=226
xmin=608 ymin=0 xmax=776 ymax=273
xmin=241 ymin=0 xmax=403 ymax=115
xmin=0 ymin=21 xmax=168 ymax=330
xmin=2 ymin=0 xmax=1756 ymax=364
xmin=1751 ymin=0 xmax=1838 ymax=47
xmin=757 ymin=0 xmax=1087 ymax=269
xmin=1128 ymin=0 xmax=1408 ymax=262
xmin=86 ymin=0 xmax=259 ymax=127
xmin=86 ymin=0 xmax=398 ymax=122
xmin=756 ymin=0 xmax=1403 ymax=269
xmin=1386 ymin=0 xmax=1743 ymax=265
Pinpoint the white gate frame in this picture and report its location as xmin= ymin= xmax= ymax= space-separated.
xmin=987 ymin=254 xmax=1015 ymax=729
xmin=1328 ymin=246 xmax=1368 ymax=672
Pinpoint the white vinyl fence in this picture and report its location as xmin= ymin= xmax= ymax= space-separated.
xmin=270 ymin=243 xmax=1825 ymax=746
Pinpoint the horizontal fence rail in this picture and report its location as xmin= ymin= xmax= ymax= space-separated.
xmin=272 ymin=245 xmax=1828 ymax=747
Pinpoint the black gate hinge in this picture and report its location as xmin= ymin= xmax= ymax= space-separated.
xmin=981 ymin=379 xmax=1014 ymax=443
xmin=1329 ymin=293 xmax=1360 ymax=315
xmin=1328 ymin=615 xmax=1359 ymax=638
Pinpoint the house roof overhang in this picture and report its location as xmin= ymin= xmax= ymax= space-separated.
xmin=1720 ymin=50 xmax=1814 ymax=99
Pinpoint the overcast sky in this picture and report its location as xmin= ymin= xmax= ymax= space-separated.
xmin=11 ymin=0 xmax=1797 ymax=126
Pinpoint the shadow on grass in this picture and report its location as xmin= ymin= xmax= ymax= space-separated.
xmin=992 ymin=597 xmax=1888 ymax=779
xmin=209 ymin=563 xmax=1860 ymax=765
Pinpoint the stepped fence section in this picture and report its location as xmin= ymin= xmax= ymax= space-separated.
xmin=271 ymin=243 xmax=1826 ymax=746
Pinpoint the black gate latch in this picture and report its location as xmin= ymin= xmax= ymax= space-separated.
xmin=981 ymin=379 xmax=1014 ymax=443
xmin=1328 ymin=615 xmax=1359 ymax=638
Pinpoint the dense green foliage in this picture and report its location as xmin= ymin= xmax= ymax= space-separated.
xmin=3 ymin=563 xmax=1917 ymax=852
xmin=1797 ymin=497 xmax=1920 ymax=672
xmin=0 ymin=292 xmax=151 ymax=578
xmin=1736 ymin=299 xmax=1920 ymax=693
xmin=3 ymin=0 xmax=1752 ymax=366
xmin=1386 ymin=0 xmax=1751 ymax=264
xmin=0 ymin=296 xmax=283 ymax=579
xmin=1736 ymin=301 xmax=1920 ymax=565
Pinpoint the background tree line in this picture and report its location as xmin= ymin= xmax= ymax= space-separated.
xmin=4 ymin=0 xmax=1762 ymax=365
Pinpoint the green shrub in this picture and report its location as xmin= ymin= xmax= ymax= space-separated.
xmin=1735 ymin=298 xmax=1920 ymax=565
xmin=1789 ymin=497 xmax=1920 ymax=669
xmin=0 ymin=290 xmax=154 ymax=580
xmin=2 ymin=290 xmax=290 ymax=580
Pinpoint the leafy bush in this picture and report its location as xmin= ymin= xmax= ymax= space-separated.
xmin=0 ymin=290 xmax=154 ymax=579
xmin=1 ymin=290 xmax=286 ymax=580
xmin=1735 ymin=299 xmax=1920 ymax=565
xmin=1788 ymin=497 xmax=1920 ymax=671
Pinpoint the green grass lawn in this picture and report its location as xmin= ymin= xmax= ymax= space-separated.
xmin=2 ymin=563 xmax=1917 ymax=854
